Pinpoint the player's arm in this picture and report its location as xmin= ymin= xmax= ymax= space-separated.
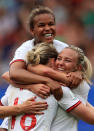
xmin=2 ymin=72 xmax=50 ymax=99
xmin=10 ymin=62 xmax=62 ymax=92
xmin=9 ymin=61 xmax=51 ymax=85
xmin=27 ymin=64 xmax=82 ymax=87
xmin=71 ymin=103 xmax=94 ymax=124
xmin=2 ymin=71 xmax=62 ymax=100
xmin=0 ymin=128 xmax=7 ymax=131
xmin=58 ymin=86 xmax=94 ymax=125
xmin=86 ymin=102 xmax=94 ymax=110
xmin=0 ymin=97 xmax=48 ymax=118
xmin=27 ymin=64 xmax=69 ymax=84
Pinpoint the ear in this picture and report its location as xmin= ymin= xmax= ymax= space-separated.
xmin=30 ymin=29 xmax=34 ymax=37
xmin=78 ymin=65 xmax=82 ymax=71
xmin=50 ymin=58 xmax=56 ymax=68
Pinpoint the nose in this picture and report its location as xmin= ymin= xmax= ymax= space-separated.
xmin=57 ymin=60 xmax=65 ymax=67
xmin=45 ymin=25 xmax=50 ymax=31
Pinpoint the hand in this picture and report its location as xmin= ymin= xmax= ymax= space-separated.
xmin=46 ymin=79 xmax=63 ymax=101
xmin=67 ymin=71 xmax=83 ymax=88
xmin=26 ymin=84 xmax=50 ymax=99
xmin=21 ymin=97 xmax=48 ymax=115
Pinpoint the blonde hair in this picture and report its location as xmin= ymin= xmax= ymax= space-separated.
xmin=66 ymin=45 xmax=93 ymax=84
xmin=26 ymin=42 xmax=58 ymax=65
xmin=28 ymin=6 xmax=55 ymax=30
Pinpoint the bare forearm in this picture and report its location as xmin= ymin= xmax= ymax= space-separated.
xmin=71 ymin=103 xmax=94 ymax=124
xmin=10 ymin=68 xmax=50 ymax=85
xmin=28 ymin=64 xmax=68 ymax=84
xmin=2 ymin=71 xmax=48 ymax=91
xmin=0 ymin=105 xmax=23 ymax=118
xmin=46 ymin=69 xmax=69 ymax=84
xmin=86 ymin=102 xmax=94 ymax=110
xmin=9 ymin=62 xmax=51 ymax=85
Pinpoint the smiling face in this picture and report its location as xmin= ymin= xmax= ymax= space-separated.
xmin=55 ymin=48 xmax=79 ymax=73
xmin=30 ymin=13 xmax=56 ymax=44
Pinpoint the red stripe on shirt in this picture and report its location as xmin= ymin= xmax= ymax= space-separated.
xmin=66 ymin=101 xmax=81 ymax=112
xmin=10 ymin=59 xmax=25 ymax=66
xmin=0 ymin=100 xmax=4 ymax=106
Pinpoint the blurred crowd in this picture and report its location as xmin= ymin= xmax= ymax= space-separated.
xmin=0 ymin=0 xmax=94 ymax=84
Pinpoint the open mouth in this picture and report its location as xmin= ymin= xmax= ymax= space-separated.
xmin=57 ymin=68 xmax=64 ymax=72
xmin=44 ymin=33 xmax=53 ymax=38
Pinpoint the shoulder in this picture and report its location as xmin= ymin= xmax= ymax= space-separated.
xmin=54 ymin=39 xmax=68 ymax=46
xmin=77 ymin=80 xmax=90 ymax=97
xmin=79 ymin=80 xmax=90 ymax=90
xmin=58 ymin=86 xmax=81 ymax=112
xmin=53 ymin=39 xmax=68 ymax=53
xmin=16 ymin=39 xmax=34 ymax=51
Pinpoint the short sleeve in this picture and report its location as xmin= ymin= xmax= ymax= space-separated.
xmin=10 ymin=40 xmax=34 ymax=65
xmin=58 ymin=86 xmax=81 ymax=112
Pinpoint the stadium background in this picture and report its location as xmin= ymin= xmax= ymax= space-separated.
xmin=0 ymin=0 xmax=94 ymax=130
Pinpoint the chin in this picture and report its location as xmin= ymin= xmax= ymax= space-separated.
xmin=47 ymin=40 xmax=53 ymax=44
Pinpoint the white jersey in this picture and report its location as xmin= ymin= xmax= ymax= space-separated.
xmin=7 ymin=87 xmax=57 ymax=131
xmin=51 ymin=80 xmax=90 ymax=131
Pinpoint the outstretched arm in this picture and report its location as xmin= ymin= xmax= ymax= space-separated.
xmin=27 ymin=64 xmax=70 ymax=85
xmin=0 ymin=97 xmax=48 ymax=118
xmin=9 ymin=61 xmax=61 ymax=87
xmin=2 ymin=72 xmax=50 ymax=99
xmin=27 ymin=64 xmax=82 ymax=88
xmin=2 ymin=71 xmax=62 ymax=101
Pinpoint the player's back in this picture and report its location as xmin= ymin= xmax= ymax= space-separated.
xmin=8 ymin=87 xmax=58 ymax=131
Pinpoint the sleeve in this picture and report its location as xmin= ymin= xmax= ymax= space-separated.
xmin=0 ymin=95 xmax=8 ymax=106
xmin=10 ymin=40 xmax=33 ymax=65
xmin=53 ymin=39 xmax=68 ymax=53
xmin=0 ymin=85 xmax=12 ymax=106
xmin=58 ymin=86 xmax=81 ymax=112
xmin=0 ymin=117 xmax=8 ymax=129
xmin=72 ymin=81 xmax=90 ymax=104
xmin=79 ymin=81 xmax=90 ymax=101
